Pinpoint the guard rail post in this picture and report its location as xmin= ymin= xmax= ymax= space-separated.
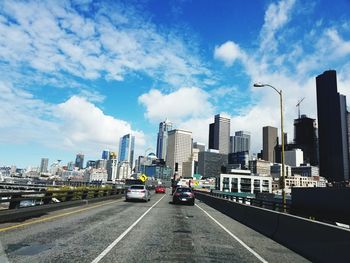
xmin=9 ymin=193 xmax=21 ymax=209
xmin=66 ymin=190 xmax=74 ymax=201
xmin=82 ymin=190 xmax=88 ymax=199
xmin=43 ymin=192 xmax=53 ymax=204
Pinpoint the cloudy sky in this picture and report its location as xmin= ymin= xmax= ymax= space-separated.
xmin=1 ymin=0 xmax=350 ymax=168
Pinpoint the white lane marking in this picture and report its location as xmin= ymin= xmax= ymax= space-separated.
xmin=91 ymin=195 xmax=166 ymax=263
xmin=0 ymin=242 xmax=10 ymax=263
xmin=195 ymin=204 xmax=268 ymax=263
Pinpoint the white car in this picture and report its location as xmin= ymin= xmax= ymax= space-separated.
xmin=125 ymin=185 xmax=151 ymax=202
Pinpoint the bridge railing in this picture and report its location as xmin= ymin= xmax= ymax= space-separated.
xmin=0 ymin=188 xmax=126 ymax=210
xmin=196 ymin=189 xmax=291 ymax=213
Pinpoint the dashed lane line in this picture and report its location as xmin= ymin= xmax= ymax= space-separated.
xmin=91 ymin=194 xmax=166 ymax=263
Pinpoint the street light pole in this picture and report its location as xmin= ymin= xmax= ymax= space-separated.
xmin=254 ymin=83 xmax=286 ymax=212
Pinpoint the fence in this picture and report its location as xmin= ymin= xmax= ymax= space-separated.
xmin=0 ymin=188 xmax=125 ymax=210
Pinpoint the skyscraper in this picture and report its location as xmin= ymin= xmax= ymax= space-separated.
xmin=293 ymin=115 xmax=318 ymax=165
xmin=40 ymin=158 xmax=49 ymax=173
xmin=316 ymin=70 xmax=349 ymax=182
xmin=193 ymin=142 xmax=205 ymax=152
xmin=208 ymin=123 xmax=215 ymax=150
xmin=233 ymin=131 xmax=251 ymax=153
xmin=166 ymin=129 xmax=192 ymax=178
xmin=262 ymin=126 xmax=278 ymax=162
xmin=119 ymin=134 xmax=135 ymax=169
xmin=101 ymin=149 xmax=110 ymax=160
xmin=75 ymin=153 xmax=84 ymax=169
xmin=156 ymin=119 xmax=172 ymax=160
xmin=208 ymin=114 xmax=230 ymax=154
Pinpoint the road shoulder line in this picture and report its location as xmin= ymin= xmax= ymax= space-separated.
xmin=0 ymin=199 xmax=123 ymax=233
xmin=195 ymin=203 xmax=268 ymax=263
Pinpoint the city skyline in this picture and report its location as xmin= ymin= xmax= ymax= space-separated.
xmin=1 ymin=0 xmax=350 ymax=167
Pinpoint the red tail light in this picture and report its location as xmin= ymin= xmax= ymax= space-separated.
xmin=127 ymin=189 xmax=131 ymax=192
xmin=140 ymin=190 xmax=145 ymax=193
xmin=175 ymin=193 xmax=181 ymax=196
xmin=187 ymin=192 xmax=194 ymax=197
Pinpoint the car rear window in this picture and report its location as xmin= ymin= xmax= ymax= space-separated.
xmin=176 ymin=188 xmax=192 ymax=193
xmin=130 ymin=185 xmax=145 ymax=189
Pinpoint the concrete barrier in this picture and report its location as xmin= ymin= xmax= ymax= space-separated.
xmin=274 ymin=213 xmax=350 ymax=262
xmin=195 ymin=191 xmax=350 ymax=262
xmin=0 ymin=194 xmax=124 ymax=223
xmin=243 ymin=205 xmax=280 ymax=237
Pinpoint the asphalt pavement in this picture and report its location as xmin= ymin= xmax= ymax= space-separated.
xmin=0 ymin=190 xmax=309 ymax=263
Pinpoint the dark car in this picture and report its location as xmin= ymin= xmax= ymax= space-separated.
xmin=172 ymin=187 xmax=195 ymax=205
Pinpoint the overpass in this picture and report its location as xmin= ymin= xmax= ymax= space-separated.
xmin=0 ymin=189 xmax=348 ymax=262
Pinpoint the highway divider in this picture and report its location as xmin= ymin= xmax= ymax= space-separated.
xmin=0 ymin=188 xmax=125 ymax=223
xmin=194 ymin=190 xmax=350 ymax=262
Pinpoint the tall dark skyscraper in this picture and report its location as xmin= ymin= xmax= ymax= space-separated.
xmin=208 ymin=114 xmax=230 ymax=154
xmin=316 ymin=70 xmax=349 ymax=182
xmin=293 ymin=115 xmax=318 ymax=166
xmin=156 ymin=119 xmax=172 ymax=160
xmin=208 ymin=123 xmax=215 ymax=150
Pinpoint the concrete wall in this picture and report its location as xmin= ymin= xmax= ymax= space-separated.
xmin=292 ymin=187 xmax=350 ymax=224
xmin=0 ymin=193 xmax=125 ymax=224
xmin=194 ymin=191 xmax=350 ymax=262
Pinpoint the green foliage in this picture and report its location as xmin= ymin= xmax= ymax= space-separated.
xmin=47 ymin=185 xmax=113 ymax=201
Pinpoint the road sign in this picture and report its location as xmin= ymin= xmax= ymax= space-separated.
xmin=139 ymin=174 xmax=148 ymax=182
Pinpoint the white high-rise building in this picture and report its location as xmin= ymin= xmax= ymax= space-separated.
xmin=166 ymin=129 xmax=192 ymax=178
xmin=285 ymin=148 xmax=304 ymax=167
xmin=117 ymin=161 xmax=131 ymax=179
xmin=156 ymin=119 xmax=172 ymax=160
xmin=233 ymin=131 xmax=251 ymax=153
xmin=107 ymin=159 xmax=118 ymax=182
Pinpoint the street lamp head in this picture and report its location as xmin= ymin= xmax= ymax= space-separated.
xmin=253 ymin=83 xmax=265 ymax=87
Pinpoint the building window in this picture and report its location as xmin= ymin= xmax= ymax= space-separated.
xmin=231 ymin=178 xmax=238 ymax=192
xmin=223 ymin=177 xmax=229 ymax=191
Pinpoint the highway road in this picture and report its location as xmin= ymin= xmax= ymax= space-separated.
xmin=0 ymin=190 xmax=309 ymax=263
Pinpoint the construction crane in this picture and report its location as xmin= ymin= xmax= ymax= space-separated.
xmin=296 ymin=97 xmax=305 ymax=119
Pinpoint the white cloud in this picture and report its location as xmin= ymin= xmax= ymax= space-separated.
xmin=55 ymin=96 xmax=145 ymax=152
xmin=0 ymin=0 xmax=210 ymax=87
xmin=0 ymin=82 xmax=145 ymax=158
xmin=260 ymin=0 xmax=296 ymax=52
xmin=0 ymin=81 xmax=57 ymax=143
xmin=138 ymin=87 xmax=214 ymax=123
xmin=214 ymin=41 xmax=246 ymax=66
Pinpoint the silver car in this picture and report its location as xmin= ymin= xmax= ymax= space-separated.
xmin=125 ymin=185 xmax=151 ymax=202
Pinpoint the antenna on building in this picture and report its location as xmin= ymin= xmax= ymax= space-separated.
xmin=296 ymin=97 xmax=305 ymax=119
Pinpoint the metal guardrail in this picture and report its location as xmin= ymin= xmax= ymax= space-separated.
xmin=196 ymin=190 xmax=291 ymax=213
xmin=0 ymin=188 xmax=125 ymax=210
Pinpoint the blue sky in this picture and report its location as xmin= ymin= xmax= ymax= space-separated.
xmin=1 ymin=0 xmax=350 ymax=168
